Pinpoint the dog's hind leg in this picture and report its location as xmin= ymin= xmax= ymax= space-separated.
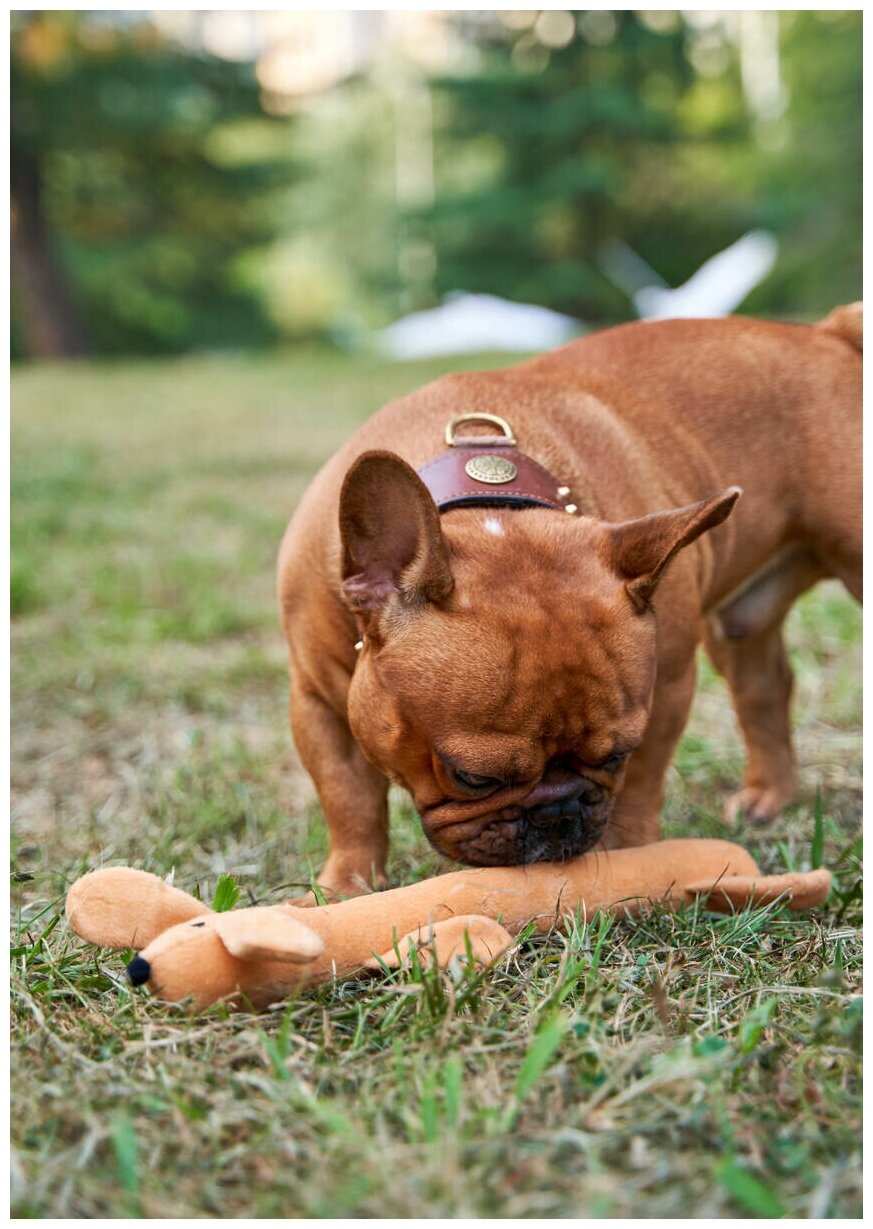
xmin=703 ymin=546 xmax=828 ymax=826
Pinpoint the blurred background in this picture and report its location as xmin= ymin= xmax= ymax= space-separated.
xmin=11 ymin=8 xmax=861 ymax=361
xmin=11 ymin=18 xmax=864 ymax=1214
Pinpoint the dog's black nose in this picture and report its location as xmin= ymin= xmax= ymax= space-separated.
xmin=127 ymin=955 xmax=151 ymax=986
xmin=528 ymin=780 xmax=599 ymax=828
xmin=529 ymin=796 xmax=583 ymax=826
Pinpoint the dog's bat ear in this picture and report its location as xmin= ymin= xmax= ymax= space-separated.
xmin=212 ymin=908 xmax=324 ymax=964
xmin=604 ymin=487 xmax=741 ymax=611
xmin=339 ymin=451 xmax=454 ymax=618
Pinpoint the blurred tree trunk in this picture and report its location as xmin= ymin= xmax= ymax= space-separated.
xmin=11 ymin=150 xmax=86 ymax=358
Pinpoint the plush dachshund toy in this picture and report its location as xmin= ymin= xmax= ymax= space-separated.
xmin=65 ymin=839 xmax=831 ymax=1011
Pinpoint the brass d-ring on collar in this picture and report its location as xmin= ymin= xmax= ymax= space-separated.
xmin=445 ymin=413 xmax=517 ymax=447
xmin=423 ymin=411 xmax=577 ymax=514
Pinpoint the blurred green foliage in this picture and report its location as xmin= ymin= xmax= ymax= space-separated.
xmin=428 ymin=10 xmax=860 ymax=320
xmin=10 ymin=10 xmax=861 ymax=359
xmin=428 ymin=13 xmax=697 ymax=318
xmin=743 ymin=11 xmax=862 ymax=315
xmin=11 ymin=13 xmax=292 ymax=357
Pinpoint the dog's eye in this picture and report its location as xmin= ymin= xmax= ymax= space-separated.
xmin=440 ymin=755 xmax=505 ymax=796
xmin=455 ymin=768 xmax=501 ymax=790
xmin=447 ymin=761 xmax=501 ymax=791
xmin=593 ymin=751 xmax=631 ymax=773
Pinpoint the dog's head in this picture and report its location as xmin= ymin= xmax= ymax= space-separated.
xmin=340 ymin=451 xmax=739 ymax=866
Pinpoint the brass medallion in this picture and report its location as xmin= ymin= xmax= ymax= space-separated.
xmin=465 ymin=454 xmax=518 ymax=485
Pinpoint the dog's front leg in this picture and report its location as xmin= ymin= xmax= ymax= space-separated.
xmin=289 ymin=673 xmax=389 ymax=899
xmin=603 ymin=655 xmax=698 ymax=849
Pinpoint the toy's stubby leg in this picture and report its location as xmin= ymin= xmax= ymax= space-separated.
xmin=685 ymin=867 xmax=831 ymax=913
xmin=366 ymin=916 xmax=513 ymax=974
xmin=604 ymin=654 xmax=698 ymax=849
xmin=290 ymin=673 xmax=389 ymax=898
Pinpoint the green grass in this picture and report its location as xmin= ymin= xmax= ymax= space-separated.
xmin=11 ymin=349 xmax=861 ymax=1217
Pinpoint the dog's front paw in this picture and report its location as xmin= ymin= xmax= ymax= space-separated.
xmin=290 ymin=863 xmax=389 ymax=907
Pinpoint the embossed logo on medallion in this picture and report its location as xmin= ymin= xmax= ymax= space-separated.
xmin=464 ymin=455 xmax=518 ymax=485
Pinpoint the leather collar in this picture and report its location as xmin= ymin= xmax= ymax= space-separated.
xmin=417 ymin=413 xmax=578 ymax=516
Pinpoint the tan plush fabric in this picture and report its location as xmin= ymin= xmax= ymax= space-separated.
xmin=65 ymin=839 xmax=831 ymax=1011
xmin=66 ymin=867 xmax=210 ymax=949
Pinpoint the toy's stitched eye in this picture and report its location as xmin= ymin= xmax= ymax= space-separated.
xmin=191 ymin=921 xmax=206 ymax=928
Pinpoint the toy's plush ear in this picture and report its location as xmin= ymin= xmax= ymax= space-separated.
xmin=685 ymin=868 xmax=831 ymax=913
xmin=66 ymin=867 xmax=210 ymax=950
xmin=366 ymin=914 xmax=512 ymax=973
xmin=211 ymin=907 xmax=324 ymax=964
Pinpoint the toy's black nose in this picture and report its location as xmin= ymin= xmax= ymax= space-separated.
xmin=127 ymin=956 xmax=151 ymax=986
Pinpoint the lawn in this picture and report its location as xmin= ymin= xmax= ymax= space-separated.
xmin=11 ymin=349 xmax=861 ymax=1218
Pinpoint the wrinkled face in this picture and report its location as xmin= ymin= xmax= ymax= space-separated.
xmin=346 ymin=524 xmax=657 ymax=865
xmin=339 ymin=450 xmax=738 ymax=867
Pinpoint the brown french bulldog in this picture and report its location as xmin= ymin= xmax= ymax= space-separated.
xmin=278 ymin=306 xmax=861 ymax=898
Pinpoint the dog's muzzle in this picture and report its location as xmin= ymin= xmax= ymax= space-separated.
xmin=428 ymin=771 xmax=612 ymax=867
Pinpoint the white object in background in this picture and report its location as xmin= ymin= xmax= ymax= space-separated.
xmin=375 ymin=292 xmax=582 ymax=359
xmin=634 ymin=231 xmax=779 ymax=320
xmin=598 ymin=231 xmax=779 ymax=320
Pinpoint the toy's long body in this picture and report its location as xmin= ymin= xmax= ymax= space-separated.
xmin=296 ymin=837 xmax=757 ymax=965
xmin=66 ymin=839 xmax=830 ymax=1010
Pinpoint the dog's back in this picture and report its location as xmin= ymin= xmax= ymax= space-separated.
xmin=816 ymin=301 xmax=863 ymax=352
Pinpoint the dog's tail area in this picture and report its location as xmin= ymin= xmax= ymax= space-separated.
xmin=816 ymin=301 xmax=862 ymax=353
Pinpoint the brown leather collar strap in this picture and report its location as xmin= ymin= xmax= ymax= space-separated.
xmin=417 ymin=413 xmax=579 ymax=516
